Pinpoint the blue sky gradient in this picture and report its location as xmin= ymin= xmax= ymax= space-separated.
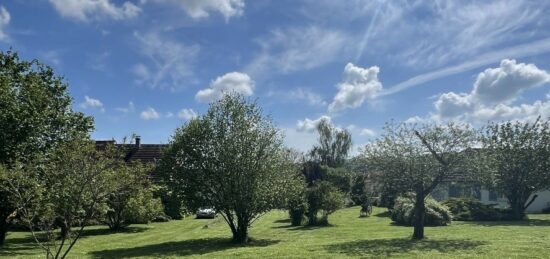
xmin=1 ymin=0 xmax=550 ymax=153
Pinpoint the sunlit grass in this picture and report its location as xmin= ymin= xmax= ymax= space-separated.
xmin=2 ymin=207 xmax=550 ymax=258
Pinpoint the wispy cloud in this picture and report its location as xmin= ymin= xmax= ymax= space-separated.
xmin=48 ymin=0 xmax=140 ymax=22
xmin=0 ymin=6 xmax=10 ymax=42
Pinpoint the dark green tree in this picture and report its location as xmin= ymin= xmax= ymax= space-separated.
xmin=0 ymin=50 xmax=93 ymax=246
xmin=160 ymin=94 xmax=303 ymax=243
xmin=309 ymin=119 xmax=352 ymax=167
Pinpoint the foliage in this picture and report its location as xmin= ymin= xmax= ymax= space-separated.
xmin=391 ymin=194 xmax=452 ymax=226
xmin=0 ymin=50 xmax=93 ymax=246
xmin=478 ymin=118 xmax=550 ymax=220
xmin=363 ymin=121 xmax=475 ymax=239
xmin=443 ymin=198 xmax=505 ymax=221
xmin=309 ymin=119 xmax=352 ymax=167
xmin=1 ymin=140 xmax=111 ymax=259
xmin=104 ymin=152 xmax=164 ymax=230
xmin=159 ymin=94 xmax=304 ymax=243
xmin=306 ymin=181 xmax=345 ymax=225
xmin=154 ymin=185 xmax=186 ymax=220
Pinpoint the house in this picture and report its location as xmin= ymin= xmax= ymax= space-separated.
xmin=95 ymin=136 xmax=168 ymax=179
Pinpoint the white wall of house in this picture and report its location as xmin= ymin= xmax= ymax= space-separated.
xmin=477 ymin=189 xmax=550 ymax=213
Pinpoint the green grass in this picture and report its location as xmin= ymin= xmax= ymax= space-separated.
xmin=2 ymin=207 xmax=550 ymax=258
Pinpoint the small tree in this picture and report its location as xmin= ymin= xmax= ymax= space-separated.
xmin=479 ymin=118 xmax=550 ymax=220
xmin=363 ymin=121 xmax=475 ymax=239
xmin=105 ymin=159 xmax=160 ymax=230
xmin=160 ymin=94 xmax=302 ymax=243
xmin=306 ymin=181 xmax=345 ymax=225
xmin=1 ymin=140 xmax=111 ymax=259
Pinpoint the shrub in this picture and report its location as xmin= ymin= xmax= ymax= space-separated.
xmin=443 ymin=198 xmax=504 ymax=221
xmin=124 ymin=189 xmax=165 ymax=224
xmin=306 ymin=181 xmax=345 ymax=225
xmin=390 ymin=193 xmax=452 ymax=226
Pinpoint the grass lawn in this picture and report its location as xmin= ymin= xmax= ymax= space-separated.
xmin=2 ymin=206 xmax=550 ymax=258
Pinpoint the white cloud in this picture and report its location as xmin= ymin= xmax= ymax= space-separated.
xmin=296 ymin=115 xmax=331 ymax=132
xmin=133 ymin=32 xmax=199 ymax=90
xmin=165 ymin=112 xmax=174 ymax=118
xmin=328 ymin=63 xmax=383 ymax=112
xmin=153 ymin=0 xmax=245 ymax=21
xmin=0 ymin=6 xmax=10 ymax=42
xmin=49 ymin=0 xmax=140 ymax=22
xmin=80 ymin=96 xmax=105 ymax=112
xmin=178 ymin=108 xmax=197 ymax=120
xmin=267 ymin=88 xmax=326 ymax=106
xmin=195 ymin=72 xmax=254 ymax=102
xmin=359 ymin=128 xmax=376 ymax=137
xmin=471 ymin=59 xmax=550 ymax=104
xmin=246 ymin=26 xmax=351 ymax=76
xmin=424 ymin=59 xmax=550 ymax=124
xmin=282 ymin=127 xmax=318 ymax=153
xmin=140 ymin=107 xmax=160 ymax=120
xmin=115 ymin=101 xmax=135 ymax=113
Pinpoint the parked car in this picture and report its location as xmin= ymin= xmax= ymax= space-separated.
xmin=196 ymin=207 xmax=216 ymax=219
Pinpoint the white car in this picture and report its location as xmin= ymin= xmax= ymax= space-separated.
xmin=196 ymin=207 xmax=216 ymax=219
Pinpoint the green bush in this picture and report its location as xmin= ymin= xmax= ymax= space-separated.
xmin=390 ymin=194 xmax=452 ymax=226
xmin=124 ymin=189 xmax=165 ymax=224
xmin=306 ymin=181 xmax=345 ymax=225
xmin=443 ymin=198 xmax=502 ymax=221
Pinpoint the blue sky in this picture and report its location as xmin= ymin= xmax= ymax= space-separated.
xmin=1 ymin=0 xmax=550 ymax=153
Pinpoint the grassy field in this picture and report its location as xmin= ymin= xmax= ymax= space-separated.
xmin=2 ymin=206 xmax=550 ymax=258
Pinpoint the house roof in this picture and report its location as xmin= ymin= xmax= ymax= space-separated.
xmin=95 ymin=140 xmax=168 ymax=164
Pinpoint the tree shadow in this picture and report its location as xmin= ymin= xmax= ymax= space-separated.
xmin=374 ymin=211 xmax=391 ymax=218
xmin=461 ymin=218 xmax=550 ymax=227
xmin=79 ymin=226 xmax=148 ymax=238
xmin=325 ymin=238 xmax=487 ymax=257
xmin=89 ymin=238 xmax=279 ymax=258
xmin=272 ymin=224 xmax=335 ymax=231
xmin=273 ymin=218 xmax=291 ymax=224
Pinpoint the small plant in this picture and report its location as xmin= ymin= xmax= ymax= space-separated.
xmin=443 ymin=198 xmax=504 ymax=221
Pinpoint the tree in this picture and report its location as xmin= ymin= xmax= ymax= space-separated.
xmin=1 ymin=140 xmax=111 ymax=259
xmin=105 ymin=158 xmax=160 ymax=230
xmin=363 ymin=122 xmax=475 ymax=239
xmin=479 ymin=118 xmax=550 ymax=220
xmin=160 ymin=94 xmax=303 ymax=243
xmin=0 ymin=50 xmax=93 ymax=246
xmin=309 ymin=119 xmax=352 ymax=167
xmin=305 ymin=181 xmax=345 ymax=225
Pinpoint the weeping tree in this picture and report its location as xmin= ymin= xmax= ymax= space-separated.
xmin=0 ymin=50 xmax=93 ymax=246
xmin=363 ymin=121 xmax=475 ymax=239
xmin=160 ymin=94 xmax=303 ymax=243
xmin=479 ymin=117 xmax=550 ymax=220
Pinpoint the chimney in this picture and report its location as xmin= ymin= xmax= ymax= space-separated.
xmin=135 ymin=136 xmax=141 ymax=148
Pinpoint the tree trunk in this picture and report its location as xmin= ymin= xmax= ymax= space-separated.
xmin=232 ymin=215 xmax=249 ymax=244
xmin=508 ymin=194 xmax=529 ymax=220
xmin=412 ymin=191 xmax=425 ymax=240
xmin=0 ymin=220 xmax=7 ymax=246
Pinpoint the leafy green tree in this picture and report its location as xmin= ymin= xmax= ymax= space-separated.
xmin=363 ymin=122 xmax=475 ymax=239
xmin=309 ymin=119 xmax=352 ymax=167
xmin=0 ymin=50 xmax=93 ymax=246
xmin=105 ymin=158 xmax=161 ymax=230
xmin=1 ymin=140 xmax=111 ymax=259
xmin=479 ymin=118 xmax=550 ymax=220
xmin=160 ymin=94 xmax=303 ymax=243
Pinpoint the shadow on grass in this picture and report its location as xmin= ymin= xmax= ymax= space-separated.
xmin=272 ymin=224 xmax=335 ymax=231
xmin=374 ymin=210 xmax=391 ymax=218
xmin=326 ymin=238 xmax=487 ymax=257
xmin=461 ymin=218 xmax=550 ymax=227
xmin=79 ymin=226 xmax=148 ymax=238
xmin=90 ymin=238 xmax=279 ymax=258
xmin=273 ymin=218 xmax=291 ymax=224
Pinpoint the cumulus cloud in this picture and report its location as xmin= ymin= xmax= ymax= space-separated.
xmin=0 ymin=6 xmax=9 ymax=42
xmin=153 ymin=0 xmax=244 ymax=21
xmin=328 ymin=63 xmax=383 ymax=112
xmin=178 ymin=108 xmax=198 ymax=120
xmin=133 ymin=32 xmax=199 ymax=91
xmin=140 ymin=107 xmax=160 ymax=120
xmin=471 ymin=59 xmax=550 ymax=104
xmin=296 ymin=115 xmax=331 ymax=132
xmin=49 ymin=0 xmax=140 ymax=22
xmin=80 ymin=96 xmax=105 ymax=112
xmin=195 ymin=72 xmax=254 ymax=103
xmin=427 ymin=59 xmax=550 ymax=124
xmin=246 ymin=26 xmax=351 ymax=76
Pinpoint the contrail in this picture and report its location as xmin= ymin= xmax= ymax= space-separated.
xmin=355 ymin=1 xmax=384 ymax=63
xmin=378 ymin=37 xmax=550 ymax=97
